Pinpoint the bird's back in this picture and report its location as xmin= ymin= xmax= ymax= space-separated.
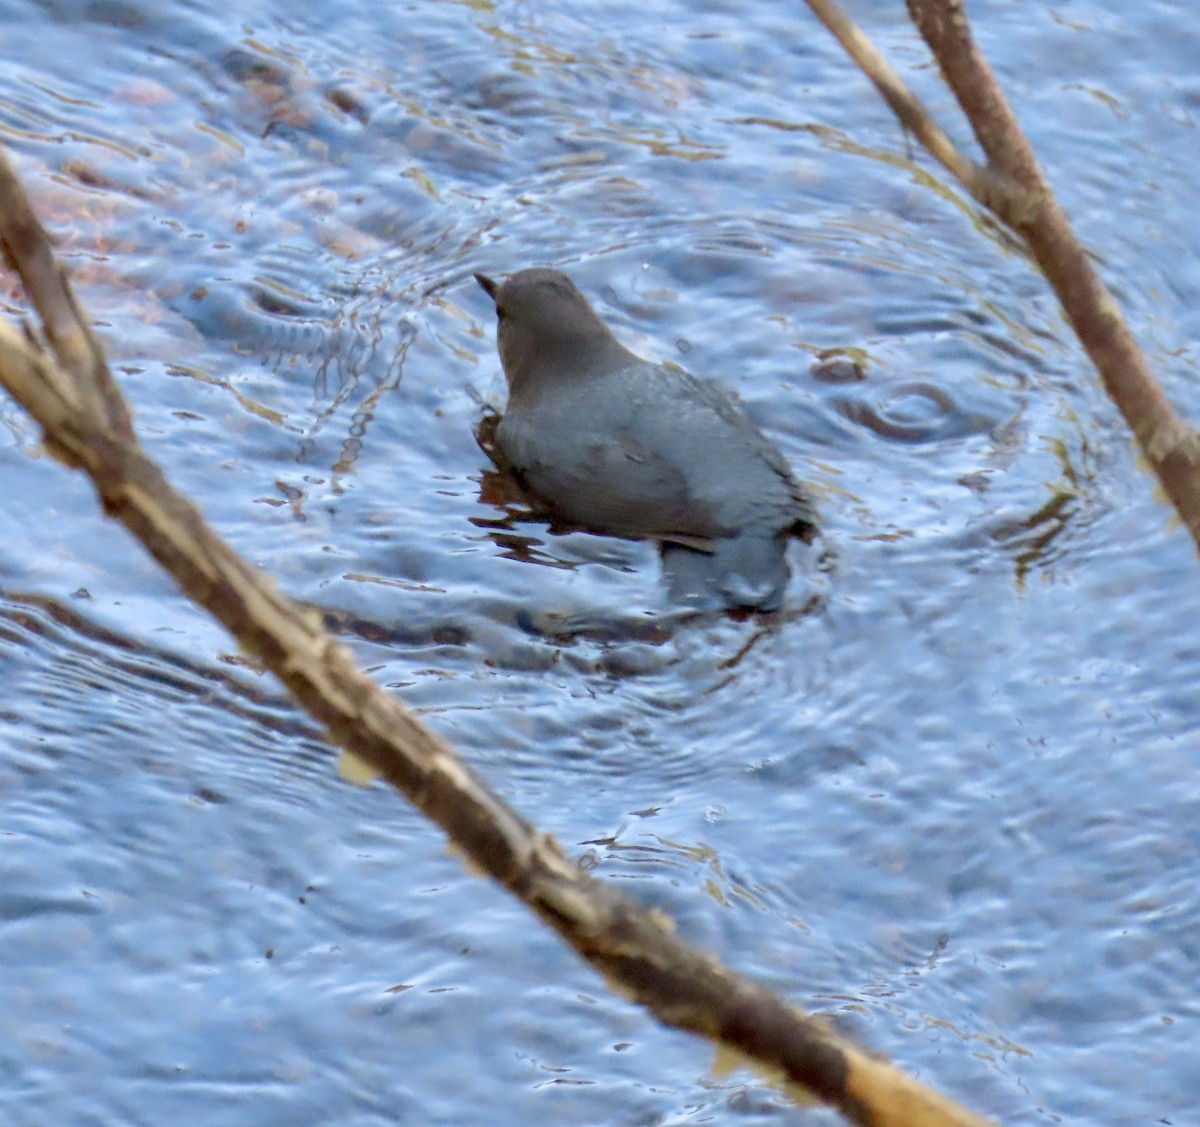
xmin=497 ymin=356 xmax=814 ymax=548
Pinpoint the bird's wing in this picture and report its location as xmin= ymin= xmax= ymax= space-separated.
xmin=512 ymin=425 xmax=727 ymax=547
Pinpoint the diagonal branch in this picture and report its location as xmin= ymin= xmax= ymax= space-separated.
xmin=805 ymin=0 xmax=1200 ymax=548
xmin=0 ymin=144 xmax=993 ymax=1127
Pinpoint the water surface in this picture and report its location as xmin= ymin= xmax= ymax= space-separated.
xmin=1 ymin=0 xmax=1198 ymax=1123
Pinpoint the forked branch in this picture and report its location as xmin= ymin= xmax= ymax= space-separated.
xmin=805 ymin=0 xmax=1200 ymax=546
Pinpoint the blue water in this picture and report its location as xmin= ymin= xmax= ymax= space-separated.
xmin=0 ymin=0 xmax=1198 ymax=1122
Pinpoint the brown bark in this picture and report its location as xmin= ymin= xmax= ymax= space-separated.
xmin=805 ymin=0 xmax=1200 ymax=548
xmin=0 ymin=145 xmax=994 ymax=1127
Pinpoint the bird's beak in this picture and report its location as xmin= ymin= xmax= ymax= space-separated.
xmin=474 ymin=273 xmax=498 ymax=302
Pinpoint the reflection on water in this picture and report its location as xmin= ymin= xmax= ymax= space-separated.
xmin=1 ymin=0 xmax=1200 ymax=1123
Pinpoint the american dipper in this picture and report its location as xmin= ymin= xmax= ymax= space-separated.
xmin=474 ymin=267 xmax=816 ymax=610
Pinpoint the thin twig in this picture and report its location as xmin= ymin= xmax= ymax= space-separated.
xmin=804 ymin=0 xmax=975 ymax=188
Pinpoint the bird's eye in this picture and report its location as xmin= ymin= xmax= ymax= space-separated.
xmin=496 ymin=306 xmax=508 ymax=322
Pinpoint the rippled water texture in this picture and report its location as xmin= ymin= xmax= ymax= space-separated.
xmin=1 ymin=0 xmax=1199 ymax=1122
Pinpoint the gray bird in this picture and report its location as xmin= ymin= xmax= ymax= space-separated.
xmin=474 ymin=267 xmax=816 ymax=610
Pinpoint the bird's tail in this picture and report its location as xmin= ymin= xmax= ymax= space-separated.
xmin=714 ymin=533 xmax=790 ymax=611
xmin=662 ymin=533 xmax=790 ymax=612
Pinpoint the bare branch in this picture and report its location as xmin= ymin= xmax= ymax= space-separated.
xmin=805 ymin=0 xmax=1200 ymax=547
